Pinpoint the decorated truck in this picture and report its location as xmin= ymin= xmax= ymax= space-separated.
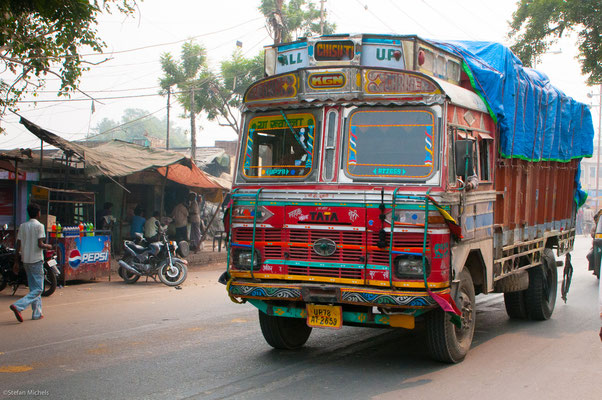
xmin=221 ymin=34 xmax=594 ymax=363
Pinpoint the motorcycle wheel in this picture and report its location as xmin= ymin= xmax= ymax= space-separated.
xmin=119 ymin=266 xmax=140 ymax=284
xmin=158 ymin=261 xmax=187 ymax=286
xmin=42 ymin=265 xmax=57 ymax=297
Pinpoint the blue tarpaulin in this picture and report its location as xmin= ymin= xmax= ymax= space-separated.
xmin=428 ymin=40 xmax=595 ymax=163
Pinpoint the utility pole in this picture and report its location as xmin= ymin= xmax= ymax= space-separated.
xmin=190 ymin=86 xmax=197 ymax=163
xmin=166 ymin=86 xmax=171 ymax=150
xmin=593 ymin=83 xmax=602 ymax=210
xmin=320 ymin=0 xmax=325 ymax=35
xmin=272 ymin=0 xmax=284 ymax=44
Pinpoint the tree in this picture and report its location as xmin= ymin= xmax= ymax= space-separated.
xmin=209 ymin=49 xmax=265 ymax=134
xmin=259 ymin=0 xmax=336 ymax=44
xmin=509 ymin=0 xmax=601 ymax=85
xmin=91 ymin=108 xmax=189 ymax=148
xmin=0 ymin=0 xmax=139 ymax=126
xmin=159 ymin=41 xmax=216 ymax=161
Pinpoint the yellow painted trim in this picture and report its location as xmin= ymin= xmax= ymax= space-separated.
xmin=229 ymin=271 xmax=449 ymax=289
xmin=388 ymin=314 xmax=415 ymax=329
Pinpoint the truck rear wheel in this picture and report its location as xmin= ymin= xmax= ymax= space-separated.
xmin=504 ymin=290 xmax=527 ymax=319
xmin=524 ymin=248 xmax=557 ymax=320
xmin=426 ymin=269 xmax=475 ymax=363
xmin=258 ymin=310 xmax=312 ymax=350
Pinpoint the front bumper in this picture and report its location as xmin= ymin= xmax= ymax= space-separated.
xmin=228 ymin=279 xmax=448 ymax=309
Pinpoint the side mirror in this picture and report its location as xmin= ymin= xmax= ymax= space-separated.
xmin=2 ymin=224 xmax=7 ymax=230
xmin=455 ymin=139 xmax=475 ymax=178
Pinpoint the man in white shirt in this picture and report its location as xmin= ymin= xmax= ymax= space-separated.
xmin=144 ymin=211 xmax=161 ymax=242
xmin=9 ymin=203 xmax=52 ymax=323
xmin=171 ymin=201 xmax=189 ymax=242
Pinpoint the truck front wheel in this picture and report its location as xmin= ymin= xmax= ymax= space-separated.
xmin=258 ymin=310 xmax=312 ymax=350
xmin=524 ymin=248 xmax=557 ymax=320
xmin=426 ymin=269 xmax=475 ymax=363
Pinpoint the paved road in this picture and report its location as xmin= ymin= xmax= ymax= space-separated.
xmin=0 ymin=237 xmax=600 ymax=400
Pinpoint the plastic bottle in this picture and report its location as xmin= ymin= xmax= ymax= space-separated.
xmin=79 ymin=222 xmax=84 ymax=237
xmin=89 ymin=223 xmax=94 ymax=237
xmin=56 ymin=223 xmax=62 ymax=238
xmin=51 ymin=223 xmax=56 ymax=238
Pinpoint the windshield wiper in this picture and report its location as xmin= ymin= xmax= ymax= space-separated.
xmin=280 ymin=110 xmax=309 ymax=153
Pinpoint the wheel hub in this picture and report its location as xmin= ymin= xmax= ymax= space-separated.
xmin=166 ymin=265 xmax=179 ymax=278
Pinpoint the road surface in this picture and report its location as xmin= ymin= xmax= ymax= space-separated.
xmin=0 ymin=236 xmax=600 ymax=399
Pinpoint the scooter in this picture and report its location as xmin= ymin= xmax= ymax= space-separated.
xmin=0 ymin=229 xmax=59 ymax=296
xmin=117 ymin=222 xmax=189 ymax=286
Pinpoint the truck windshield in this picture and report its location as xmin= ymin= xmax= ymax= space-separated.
xmin=345 ymin=109 xmax=437 ymax=180
xmin=241 ymin=112 xmax=317 ymax=180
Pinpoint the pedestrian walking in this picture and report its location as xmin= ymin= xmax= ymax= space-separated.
xmin=188 ymin=192 xmax=202 ymax=253
xmin=9 ymin=203 xmax=52 ymax=323
xmin=599 ymin=270 xmax=602 ymax=342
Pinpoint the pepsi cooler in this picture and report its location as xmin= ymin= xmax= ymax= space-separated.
xmin=50 ymin=233 xmax=111 ymax=284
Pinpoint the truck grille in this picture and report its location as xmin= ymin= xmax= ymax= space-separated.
xmin=287 ymin=229 xmax=363 ymax=263
xmin=233 ymin=228 xmax=428 ymax=279
xmin=367 ymin=232 xmax=428 ymax=264
xmin=288 ymin=265 xmax=363 ymax=279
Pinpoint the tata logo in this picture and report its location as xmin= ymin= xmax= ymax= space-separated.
xmin=309 ymin=211 xmax=338 ymax=222
xmin=313 ymin=238 xmax=337 ymax=257
xmin=308 ymin=73 xmax=346 ymax=89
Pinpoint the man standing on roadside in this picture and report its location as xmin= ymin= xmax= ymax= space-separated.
xmin=9 ymin=203 xmax=52 ymax=323
xmin=171 ymin=199 xmax=189 ymax=243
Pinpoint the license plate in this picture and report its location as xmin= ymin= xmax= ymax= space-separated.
xmin=306 ymin=304 xmax=342 ymax=330
xmin=47 ymin=259 xmax=57 ymax=267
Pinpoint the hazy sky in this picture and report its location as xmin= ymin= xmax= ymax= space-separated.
xmin=0 ymin=0 xmax=598 ymax=150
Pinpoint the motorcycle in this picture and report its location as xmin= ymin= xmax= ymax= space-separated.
xmin=117 ymin=222 xmax=189 ymax=286
xmin=587 ymin=217 xmax=602 ymax=279
xmin=0 ymin=229 xmax=59 ymax=297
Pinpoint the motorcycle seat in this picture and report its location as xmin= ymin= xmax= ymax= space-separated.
xmin=125 ymin=241 xmax=148 ymax=254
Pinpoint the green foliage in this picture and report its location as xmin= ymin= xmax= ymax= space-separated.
xmin=259 ymin=0 xmax=336 ymax=43
xmin=159 ymin=41 xmax=217 ymax=117
xmin=91 ymin=108 xmax=189 ymax=148
xmin=0 ymin=0 xmax=139 ymax=120
xmin=509 ymin=0 xmax=602 ymax=84
xmin=210 ymin=50 xmax=265 ymax=133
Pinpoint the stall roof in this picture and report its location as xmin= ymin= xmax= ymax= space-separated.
xmin=156 ymin=163 xmax=224 ymax=190
xmin=84 ymin=141 xmax=188 ymax=177
xmin=20 ymin=117 xmax=189 ymax=177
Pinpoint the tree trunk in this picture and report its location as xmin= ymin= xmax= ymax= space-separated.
xmin=190 ymin=87 xmax=197 ymax=163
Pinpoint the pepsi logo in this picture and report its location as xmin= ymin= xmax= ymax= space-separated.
xmin=68 ymin=249 xmax=82 ymax=268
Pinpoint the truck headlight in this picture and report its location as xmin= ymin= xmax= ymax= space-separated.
xmin=394 ymin=255 xmax=430 ymax=279
xmin=234 ymin=249 xmax=261 ymax=271
xmin=232 ymin=206 xmax=273 ymax=223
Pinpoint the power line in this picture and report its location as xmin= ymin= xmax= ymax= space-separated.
xmin=353 ymin=0 xmax=396 ymax=32
xmin=388 ymin=0 xmax=434 ymax=36
xmin=20 ymin=17 xmax=264 ymax=61
xmin=420 ymin=0 xmax=477 ymax=40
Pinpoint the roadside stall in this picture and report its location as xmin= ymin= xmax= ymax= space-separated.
xmin=31 ymin=185 xmax=111 ymax=284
